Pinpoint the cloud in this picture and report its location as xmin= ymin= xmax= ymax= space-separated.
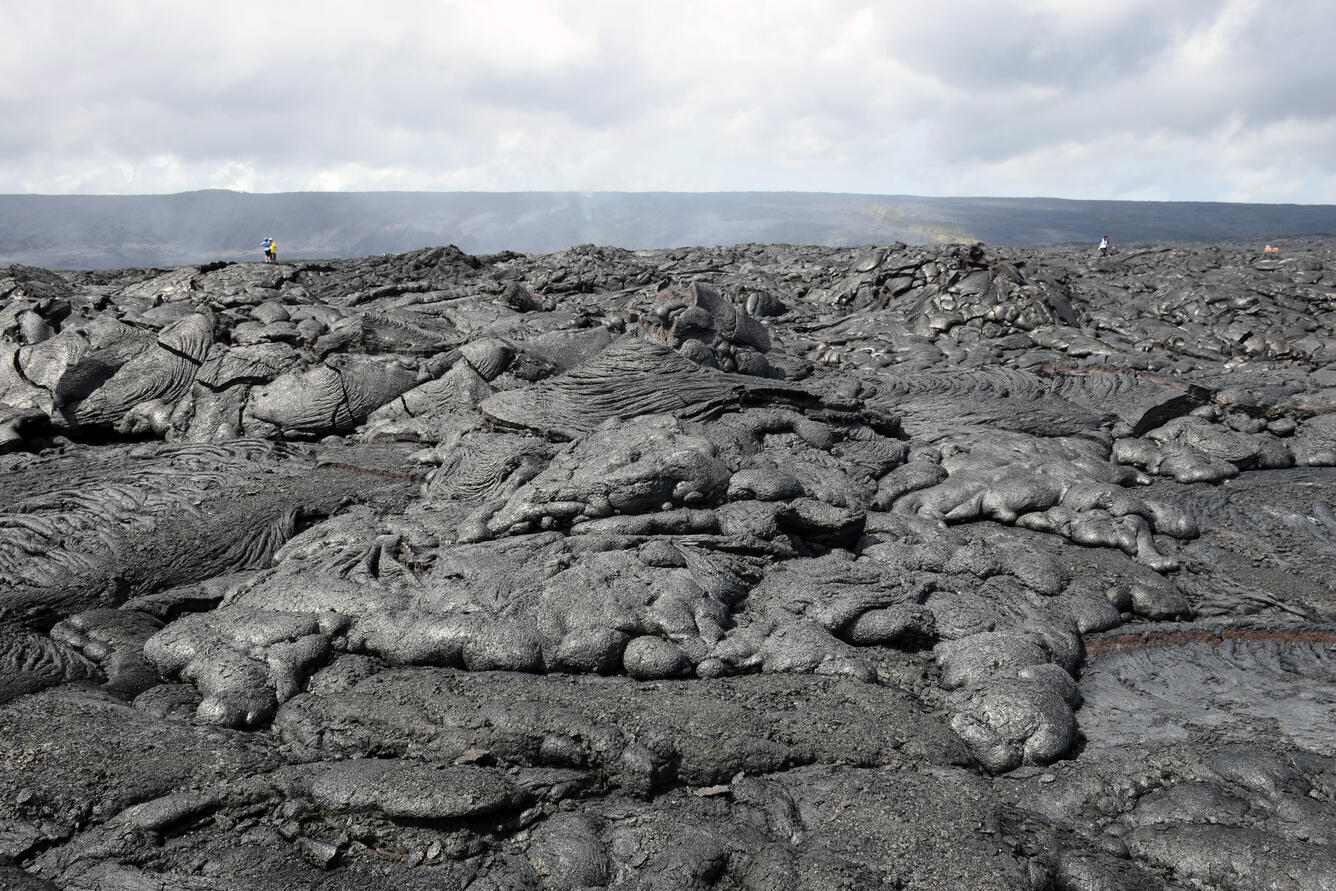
xmin=3 ymin=0 xmax=1335 ymax=201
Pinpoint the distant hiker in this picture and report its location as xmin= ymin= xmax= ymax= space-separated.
xmin=260 ymin=237 xmax=274 ymax=263
xmin=269 ymin=238 xmax=278 ymax=264
xmin=1098 ymin=236 xmax=1109 ymax=257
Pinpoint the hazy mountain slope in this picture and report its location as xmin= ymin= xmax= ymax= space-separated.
xmin=2 ymin=190 xmax=1334 ymax=269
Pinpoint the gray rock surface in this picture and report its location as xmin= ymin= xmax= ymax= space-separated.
xmin=3 ymin=238 xmax=1336 ymax=888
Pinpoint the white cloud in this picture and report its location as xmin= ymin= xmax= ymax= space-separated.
xmin=3 ymin=0 xmax=1335 ymax=202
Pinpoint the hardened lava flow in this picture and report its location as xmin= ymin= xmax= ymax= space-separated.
xmin=2 ymin=238 xmax=1336 ymax=889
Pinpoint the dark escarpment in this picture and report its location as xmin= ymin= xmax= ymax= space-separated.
xmin=3 ymin=238 xmax=1336 ymax=889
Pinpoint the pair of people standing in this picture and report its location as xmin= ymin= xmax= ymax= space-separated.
xmin=260 ymin=237 xmax=278 ymax=263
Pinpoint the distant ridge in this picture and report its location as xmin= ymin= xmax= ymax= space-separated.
xmin=3 ymin=190 xmax=1335 ymax=269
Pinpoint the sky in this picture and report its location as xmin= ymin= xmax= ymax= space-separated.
xmin=4 ymin=0 xmax=1335 ymax=203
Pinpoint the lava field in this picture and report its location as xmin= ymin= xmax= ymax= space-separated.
xmin=3 ymin=238 xmax=1336 ymax=889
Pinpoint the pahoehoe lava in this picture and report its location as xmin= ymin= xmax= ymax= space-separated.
xmin=3 ymin=238 xmax=1336 ymax=889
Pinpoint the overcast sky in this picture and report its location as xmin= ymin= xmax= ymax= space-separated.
xmin=5 ymin=0 xmax=1334 ymax=202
